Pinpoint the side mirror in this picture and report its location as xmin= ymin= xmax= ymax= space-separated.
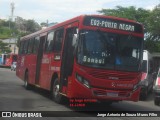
xmin=72 ymin=28 xmax=79 ymax=46
xmin=72 ymin=34 xmax=77 ymax=46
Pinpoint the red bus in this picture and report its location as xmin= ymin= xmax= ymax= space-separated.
xmin=16 ymin=15 xmax=144 ymax=104
xmin=0 ymin=54 xmax=17 ymax=66
xmin=6 ymin=54 xmax=18 ymax=66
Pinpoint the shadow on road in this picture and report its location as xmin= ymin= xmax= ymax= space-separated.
xmin=22 ymin=85 xmax=159 ymax=112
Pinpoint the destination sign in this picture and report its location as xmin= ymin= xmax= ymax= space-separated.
xmin=83 ymin=16 xmax=143 ymax=33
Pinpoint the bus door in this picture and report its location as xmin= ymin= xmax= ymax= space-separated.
xmin=35 ymin=34 xmax=46 ymax=85
xmin=60 ymin=22 xmax=79 ymax=92
xmin=39 ymin=31 xmax=55 ymax=89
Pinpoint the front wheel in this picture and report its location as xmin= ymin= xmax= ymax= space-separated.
xmin=51 ymin=78 xmax=63 ymax=103
xmin=154 ymin=98 xmax=160 ymax=106
xmin=140 ymin=88 xmax=148 ymax=101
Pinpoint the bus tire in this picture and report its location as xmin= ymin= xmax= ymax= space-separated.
xmin=51 ymin=78 xmax=63 ymax=103
xmin=154 ymin=98 xmax=159 ymax=106
xmin=24 ymin=72 xmax=31 ymax=90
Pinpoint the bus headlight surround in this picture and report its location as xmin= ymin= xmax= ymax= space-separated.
xmin=139 ymin=79 xmax=148 ymax=87
xmin=133 ymin=84 xmax=139 ymax=91
xmin=76 ymin=73 xmax=90 ymax=88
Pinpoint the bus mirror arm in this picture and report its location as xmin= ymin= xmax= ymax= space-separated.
xmin=73 ymin=47 xmax=77 ymax=56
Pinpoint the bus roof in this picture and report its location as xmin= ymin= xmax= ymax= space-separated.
xmin=21 ymin=14 xmax=143 ymax=40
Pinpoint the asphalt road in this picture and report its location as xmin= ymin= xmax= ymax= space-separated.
xmin=0 ymin=68 xmax=159 ymax=120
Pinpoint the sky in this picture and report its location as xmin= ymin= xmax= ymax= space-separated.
xmin=0 ymin=0 xmax=160 ymax=24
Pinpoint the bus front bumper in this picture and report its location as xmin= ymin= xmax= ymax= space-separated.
xmin=69 ymin=80 xmax=141 ymax=102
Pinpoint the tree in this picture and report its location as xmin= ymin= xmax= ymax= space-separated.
xmin=0 ymin=41 xmax=11 ymax=54
xmin=40 ymin=22 xmax=48 ymax=27
xmin=146 ymin=4 xmax=160 ymax=41
xmin=15 ymin=17 xmax=41 ymax=34
xmin=25 ymin=19 xmax=41 ymax=33
xmin=98 ymin=6 xmax=150 ymax=31
xmin=0 ymin=27 xmax=12 ymax=39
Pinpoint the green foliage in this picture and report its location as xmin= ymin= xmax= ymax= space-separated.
xmin=25 ymin=19 xmax=41 ymax=33
xmin=144 ymin=40 xmax=160 ymax=53
xmin=0 ymin=17 xmax=42 ymax=54
xmin=0 ymin=17 xmax=41 ymax=43
xmin=0 ymin=27 xmax=12 ymax=39
xmin=147 ymin=4 xmax=160 ymax=41
xmin=0 ymin=41 xmax=11 ymax=54
xmin=98 ymin=6 xmax=150 ymax=24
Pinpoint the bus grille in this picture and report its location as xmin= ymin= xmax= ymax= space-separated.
xmin=85 ymin=69 xmax=138 ymax=81
xmin=93 ymin=89 xmax=130 ymax=97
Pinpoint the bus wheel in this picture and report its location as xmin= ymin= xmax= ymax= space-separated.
xmin=154 ymin=98 xmax=159 ymax=106
xmin=140 ymin=89 xmax=148 ymax=101
xmin=51 ymin=78 xmax=62 ymax=103
xmin=24 ymin=72 xmax=31 ymax=90
xmin=143 ymin=89 xmax=148 ymax=100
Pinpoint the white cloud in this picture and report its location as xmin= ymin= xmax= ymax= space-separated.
xmin=14 ymin=0 xmax=117 ymax=23
xmin=1 ymin=0 xmax=159 ymax=23
xmin=145 ymin=5 xmax=156 ymax=10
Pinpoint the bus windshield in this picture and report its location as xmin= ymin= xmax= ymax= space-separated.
xmin=77 ymin=30 xmax=143 ymax=72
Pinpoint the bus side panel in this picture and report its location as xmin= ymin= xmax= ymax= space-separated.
xmin=26 ymin=54 xmax=37 ymax=85
xmin=16 ymin=55 xmax=25 ymax=80
xmin=47 ymin=54 xmax=61 ymax=90
xmin=39 ymin=54 xmax=50 ymax=89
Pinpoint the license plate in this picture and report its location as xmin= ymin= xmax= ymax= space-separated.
xmin=107 ymin=92 xmax=118 ymax=97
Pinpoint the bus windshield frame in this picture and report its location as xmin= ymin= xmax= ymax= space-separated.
xmin=76 ymin=29 xmax=143 ymax=72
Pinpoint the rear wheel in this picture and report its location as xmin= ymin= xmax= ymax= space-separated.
xmin=51 ymin=78 xmax=63 ymax=103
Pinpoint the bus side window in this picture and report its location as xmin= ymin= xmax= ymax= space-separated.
xmin=53 ymin=29 xmax=64 ymax=52
xmin=28 ymin=38 xmax=35 ymax=54
xmin=45 ymin=31 xmax=54 ymax=52
xmin=19 ymin=41 xmax=24 ymax=55
xmin=23 ymin=40 xmax=29 ymax=54
xmin=33 ymin=36 xmax=40 ymax=54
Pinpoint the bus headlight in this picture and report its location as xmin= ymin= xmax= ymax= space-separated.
xmin=133 ymin=81 xmax=143 ymax=91
xmin=76 ymin=73 xmax=90 ymax=88
xmin=76 ymin=74 xmax=83 ymax=82
xmin=83 ymin=79 xmax=90 ymax=88
xmin=133 ymin=84 xmax=139 ymax=91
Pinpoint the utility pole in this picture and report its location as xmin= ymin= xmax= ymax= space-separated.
xmin=9 ymin=2 xmax=17 ymax=54
xmin=9 ymin=2 xmax=15 ymax=29
xmin=11 ymin=2 xmax=15 ymax=21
